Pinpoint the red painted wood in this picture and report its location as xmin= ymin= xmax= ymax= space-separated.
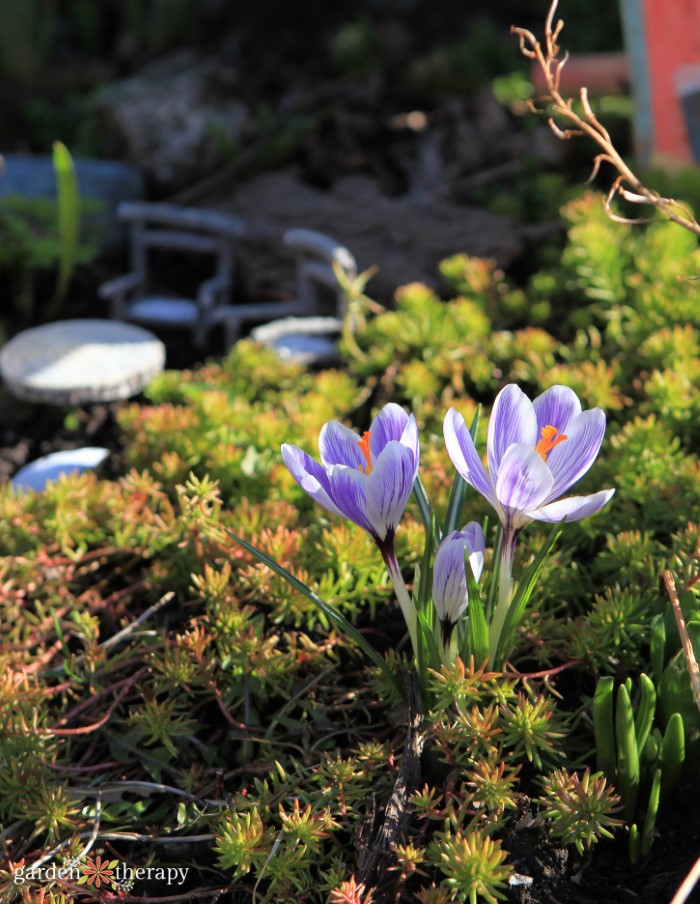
xmin=644 ymin=0 xmax=700 ymax=164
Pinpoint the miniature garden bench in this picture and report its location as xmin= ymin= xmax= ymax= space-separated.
xmin=235 ymin=228 xmax=358 ymax=364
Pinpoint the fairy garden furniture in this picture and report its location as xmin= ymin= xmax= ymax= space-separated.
xmin=236 ymin=229 xmax=357 ymax=363
xmin=0 ymin=319 xmax=165 ymax=405
xmin=98 ymin=201 xmax=246 ymax=348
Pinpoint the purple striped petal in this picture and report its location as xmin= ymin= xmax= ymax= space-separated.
xmin=533 ymin=385 xmax=582 ymax=433
xmin=326 ymin=465 xmax=374 ymax=535
xmin=528 ymin=488 xmax=615 ymax=523
xmin=544 ymin=408 xmax=606 ymax=500
xmin=281 ymin=444 xmax=344 ymax=518
xmin=461 ymin=520 xmax=486 ymax=583
xmin=318 ymin=420 xmax=363 ymax=469
xmin=369 ymin=403 xmax=412 ymax=458
xmin=399 ymin=414 xmax=420 ymax=463
xmin=433 ymin=534 xmax=470 ymax=621
xmin=443 ymin=408 xmax=499 ymax=511
xmin=432 ymin=522 xmax=485 ymax=621
xmin=365 ymin=441 xmax=417 ymax=540
xmin=495 ymin=444 xmax=554 ymax=528
xmin=488 ymin=385 xmax=538 ymax=479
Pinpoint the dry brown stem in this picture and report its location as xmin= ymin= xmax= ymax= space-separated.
xmin=513 ymin=0 xmax=700 ymax=238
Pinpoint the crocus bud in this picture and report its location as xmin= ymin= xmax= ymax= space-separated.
xmin=432 ymin=523 xmax=485 ymax=632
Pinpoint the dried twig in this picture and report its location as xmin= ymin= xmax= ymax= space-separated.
xmin=670 ymin=855 xmax=700 ymax=904
xmin=662 ymin=570 xmax=700 ymax=715
xmin=513 ymin=0 xmax=700 ymax=238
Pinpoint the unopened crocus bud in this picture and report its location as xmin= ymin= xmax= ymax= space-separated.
xmin=432 ymin=522 xmax=485 ymax=638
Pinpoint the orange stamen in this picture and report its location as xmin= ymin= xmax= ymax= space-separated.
xmin=358 ymin=431 xmax=373 ymax=475
xmin=534 ymin=424 xmax=568 ymax=461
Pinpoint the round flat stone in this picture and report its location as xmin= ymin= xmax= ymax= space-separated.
xmin=12 ymin=447 xmax=110 ymax=492
xmin=0 ymin=319 xmax=166 ymax=404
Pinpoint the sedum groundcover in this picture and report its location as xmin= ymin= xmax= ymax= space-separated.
xmin=1 ymin=191 xmax=700 ymax=903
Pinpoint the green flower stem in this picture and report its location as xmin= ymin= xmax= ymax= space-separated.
xmin=383 ymin=546 xmax=418 ymax=655
xmin=488 ymin=530 xmax=516 ymax=666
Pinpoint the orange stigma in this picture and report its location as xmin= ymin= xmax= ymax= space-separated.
xmin=358 ymin=431 xmax=373 ymax=474
xmin=534 ymin=424 xmax=568 ymax=461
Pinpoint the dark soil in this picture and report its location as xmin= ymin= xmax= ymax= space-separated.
xmin=506 ymin=778 xmax=700 ymax=904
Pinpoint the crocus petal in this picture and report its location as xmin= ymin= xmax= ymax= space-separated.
xmin=461 ymin=520 xmax=486 ymax=583
xmin=364 ymin=441 xmax=417 ymax=540
xmin=433 ymin=533 xmax=470 ymax=621
xmin=399 ymin=414 xmax=420 ymax=463
xmin=544 ymin=408 xmax=606 ymax=500
xmin=443 ymin=408 xmax=499 ymax=511
xmin=528 ymin=488 xmax=615 ymax=523
xmin=495 ymin=444 xmax=554 ymax=528
xmin=532 ymin=385 xmax=582 ymax=433
xmin=369 ymin=403 xmax=411 ymax=458
xmin=281 ymin=444 xmax=344 ymax=518
xmin=487 ymin=385 xmax=538 ymax=479
xmin=318 ymin=420 xmax=363 ymax=469
xmin=432 ymin=522 xmax=485 ymax=622
xmin=326 ymin=465 xmax=374 ymax=536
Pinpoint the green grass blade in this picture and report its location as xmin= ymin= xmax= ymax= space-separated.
xmin=52 ymin=140 xmax=80 ymax=307
xmin=225 ymin=527 xmax=405 ymax=699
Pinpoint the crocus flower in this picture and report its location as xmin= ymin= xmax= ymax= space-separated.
xmin=443 ymin=384 xmax=614 ymax=661
xmin=432 ymin=522 xmax=485 ymax=650
xmin=444 ymin=384 xmax=614 ymax=535
xmin=282 ymin=403 xmax=420 ymax=646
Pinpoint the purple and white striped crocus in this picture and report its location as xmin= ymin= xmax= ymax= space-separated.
xmin=432 ymin=522 xmax=485 ymax=657
xmin=282 ymin=403 xmax=420 ymax=646
xmin=443 ymin=384 xmax=614 ymax=659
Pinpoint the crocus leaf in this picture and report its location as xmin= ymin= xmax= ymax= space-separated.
xmin=413 ymin=474 xmax=434 ymax=537
xmin=615 ymin=683 xmax=640 ymax=823
xmin=649 ymin=614 xmax=666 ymax=681
xmin=416 ymin=511 xmax=437 ymax=614
xmin=225 ymin=528 xmax=405 ymax=700
xmin=592 ymin=676 xmax=616 ymax=780
xmin=640 ymin=768 xmax=661 ymax=859
xmin=493 ymin=521 xmax=563 ymax=665
xmin=659 ymin=711 xmax=685 ymax=799
xmin=464 ymin=583 xmax=489 ymax=667
xmin=634 ymin=673 xmax=656 ymax=756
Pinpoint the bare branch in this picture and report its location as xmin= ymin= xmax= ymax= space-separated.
xmin=513 ymin=1 xmax=700 ymax=238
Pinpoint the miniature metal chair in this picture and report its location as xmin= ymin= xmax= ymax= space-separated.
xmin=98 ymin=202 xmax=246 ymax=348
xmin=226 ymin=229 xmax=357 ymax=362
